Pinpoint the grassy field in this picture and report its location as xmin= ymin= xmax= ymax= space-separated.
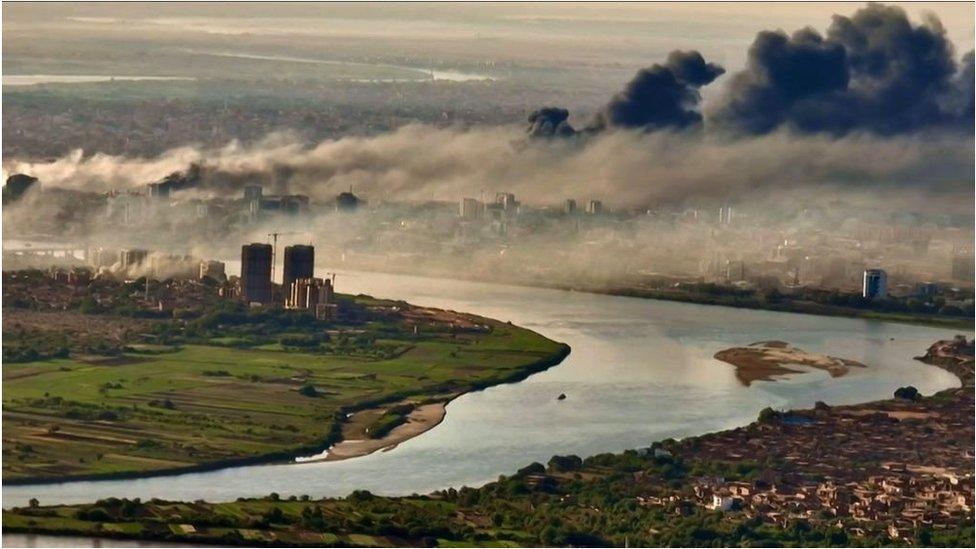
xmin=2 ymin=313 xmax=567 ymax=483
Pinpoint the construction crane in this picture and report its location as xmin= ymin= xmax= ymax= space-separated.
xmin=266 ymin=231 xmax=309 ymax=284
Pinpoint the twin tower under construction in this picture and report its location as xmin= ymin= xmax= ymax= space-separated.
xmin=240 ymin=243 xmax=334 ymax=315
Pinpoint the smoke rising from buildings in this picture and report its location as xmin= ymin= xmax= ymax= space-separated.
xmin=712 ymin=3 xmax=975 ymax=135
xmin=3 ymin=126 xmax=973 ymax=214
xmin=526 ymin=4 xmax=973 ymax=138
xmin=526 ymin=107 xmax=577 ymax=139
xmin=588 ymin=50 xmax=724 ymax=133
xmin=2 ymin=3 xmax=973 ymax=294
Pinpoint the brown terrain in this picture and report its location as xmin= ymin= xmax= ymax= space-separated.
xmin=714 ymin=340 xmax=867 ymax=385
xmin=636 ymin=336 xmax=975 ymax=541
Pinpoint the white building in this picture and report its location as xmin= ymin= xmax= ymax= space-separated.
xmin=862 ymin=269 xmax=888 ymax=300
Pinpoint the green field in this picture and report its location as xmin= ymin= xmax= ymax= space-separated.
xmin=2 ymin=316 xmax=567 ymax=482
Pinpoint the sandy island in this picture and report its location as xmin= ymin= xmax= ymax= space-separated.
xmin=309 ymin=401 xmax=449 ymax=462
xmin=714 ymin=340 xmax=866 ymax=386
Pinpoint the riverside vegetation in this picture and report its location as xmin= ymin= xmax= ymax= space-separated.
xmin=2 ymin=269 xmax=569 ymax=482
xmin=4 ymin=338 xmax=973 ymax=547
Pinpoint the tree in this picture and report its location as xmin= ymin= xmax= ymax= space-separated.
xmin=298 ymin=384 xmax=318 ymax=397
xmin=757 ymin=407 xmax=781 ymax=423
xmin=548 ymin=454 xmax=583 ymax=472
xmin=894 ymin=386 xmax=920 ymax=401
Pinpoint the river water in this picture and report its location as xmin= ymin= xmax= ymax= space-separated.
xmin=2 ymin=270 xmax=963 ymax=512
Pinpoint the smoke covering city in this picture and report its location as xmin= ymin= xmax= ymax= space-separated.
xmin=3 ymin=2 xmax=974 ymax=294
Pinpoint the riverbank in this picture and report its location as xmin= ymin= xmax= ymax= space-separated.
xmin=2 ymin=290 xmax=570 ymax=485
xmin=5 ymin=337 xmax=971 ymax=546
xmin=330 ymin=263 xmax=973 ymax=330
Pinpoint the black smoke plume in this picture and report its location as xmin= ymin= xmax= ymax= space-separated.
xmin=588 ymin=50 xmax=724 ymax=132
xmin=526 ymin=107 xmax=577 ymax=138
xmin=714 ymin=3 xmax=975 ymax=135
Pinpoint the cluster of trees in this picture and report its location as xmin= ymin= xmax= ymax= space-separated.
xmin=618 ymin=281 xmax=974 ymax=321
xmin=15 ymin=443 xmax=975 ymax=547
xmin=2 ymin=327 xmax=119 ymax=363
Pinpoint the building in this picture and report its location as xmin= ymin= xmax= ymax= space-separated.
xmin=915 ymin=282 xmax=939 ymax=299
xmin=107 ymin=193 xmax=141 ymax=225
xmin=250 ymin=194 xmax=310 ymax=217
xmin=587 ymin=199 xmax=603 ymax=215
xmin=147 ymin=182 xmax=171 ymax=199
xmin=243 ymin=185 xmax=263 ymax=201
xmin=119 ymin=248 xmax=148 ymax=273
xmin=459 ymin=198 xmax=483 ymax=220
xmin=863 ymin=269 xmax=888 ymax=300
xmin=280 ymin=194 xmax=309 ymax=215
xmin=725 ymin=260 xmax=746 ymax=282
xmin=283 ymin=245 xmax=314 ymax=292
xmin=149 ymin=253 xmax=197 ymax=279
xmin=287 ymin=277 xmax=333 ymax=310
xmin=718 ymin=205 xmax=734 ymax=225
xmin=241 ymin=243 xmax=273 ymax=304
xmin=199 ymin=260 xmax=226 ymax=281
xmin=496 ymin=192 xmax=518 ymax=213
xmin=565 ymin=199 xmax=577 ymax=215
xmin=951 ymin=254 xmax=974 ymax=282
xmin=88 ymin=246 xmax=116 ymax=269
xmin=336 ymin=190 xmax=361 ymax=212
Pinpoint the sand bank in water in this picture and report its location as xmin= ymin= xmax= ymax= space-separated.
xmin=319 ymin=402 xmax=448 ymax=462
xmin=714 ymin=340 xmax=866 ymax=386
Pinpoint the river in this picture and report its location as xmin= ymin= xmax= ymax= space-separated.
xmin=1 ymin=270 xmax=963 ymax=514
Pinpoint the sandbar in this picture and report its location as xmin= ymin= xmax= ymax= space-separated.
xmin=714 ymin=340 xmax=866 ymax=386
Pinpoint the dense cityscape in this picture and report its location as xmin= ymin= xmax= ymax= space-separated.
xmin=4 ymin=169 xmax=974 ymax=326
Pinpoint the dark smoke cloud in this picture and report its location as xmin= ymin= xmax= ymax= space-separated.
xmin=526 ymin=107 xmax=577 ymax=138
xmin=713 ymin=3 xmax=975 ymax=135
xmin=588 ymin=50 xmax=724 ymax=132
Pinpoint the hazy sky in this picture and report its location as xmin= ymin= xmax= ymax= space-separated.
xmin=5 ymin=2 xmax=973 ymax=52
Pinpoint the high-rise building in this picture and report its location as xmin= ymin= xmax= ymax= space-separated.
xmin=241 ymin=243 xmax=273 ymax=304
xmin=862 ymin=269 xmax=888 ymax=300
xmin=283 ymin=245 xmax=314 ymax=293
xmin=587 ymin=199 xmax=603 ymax=215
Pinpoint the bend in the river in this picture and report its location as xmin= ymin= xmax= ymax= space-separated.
xmin=2 ymin=270 xmax=964 ymax=508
